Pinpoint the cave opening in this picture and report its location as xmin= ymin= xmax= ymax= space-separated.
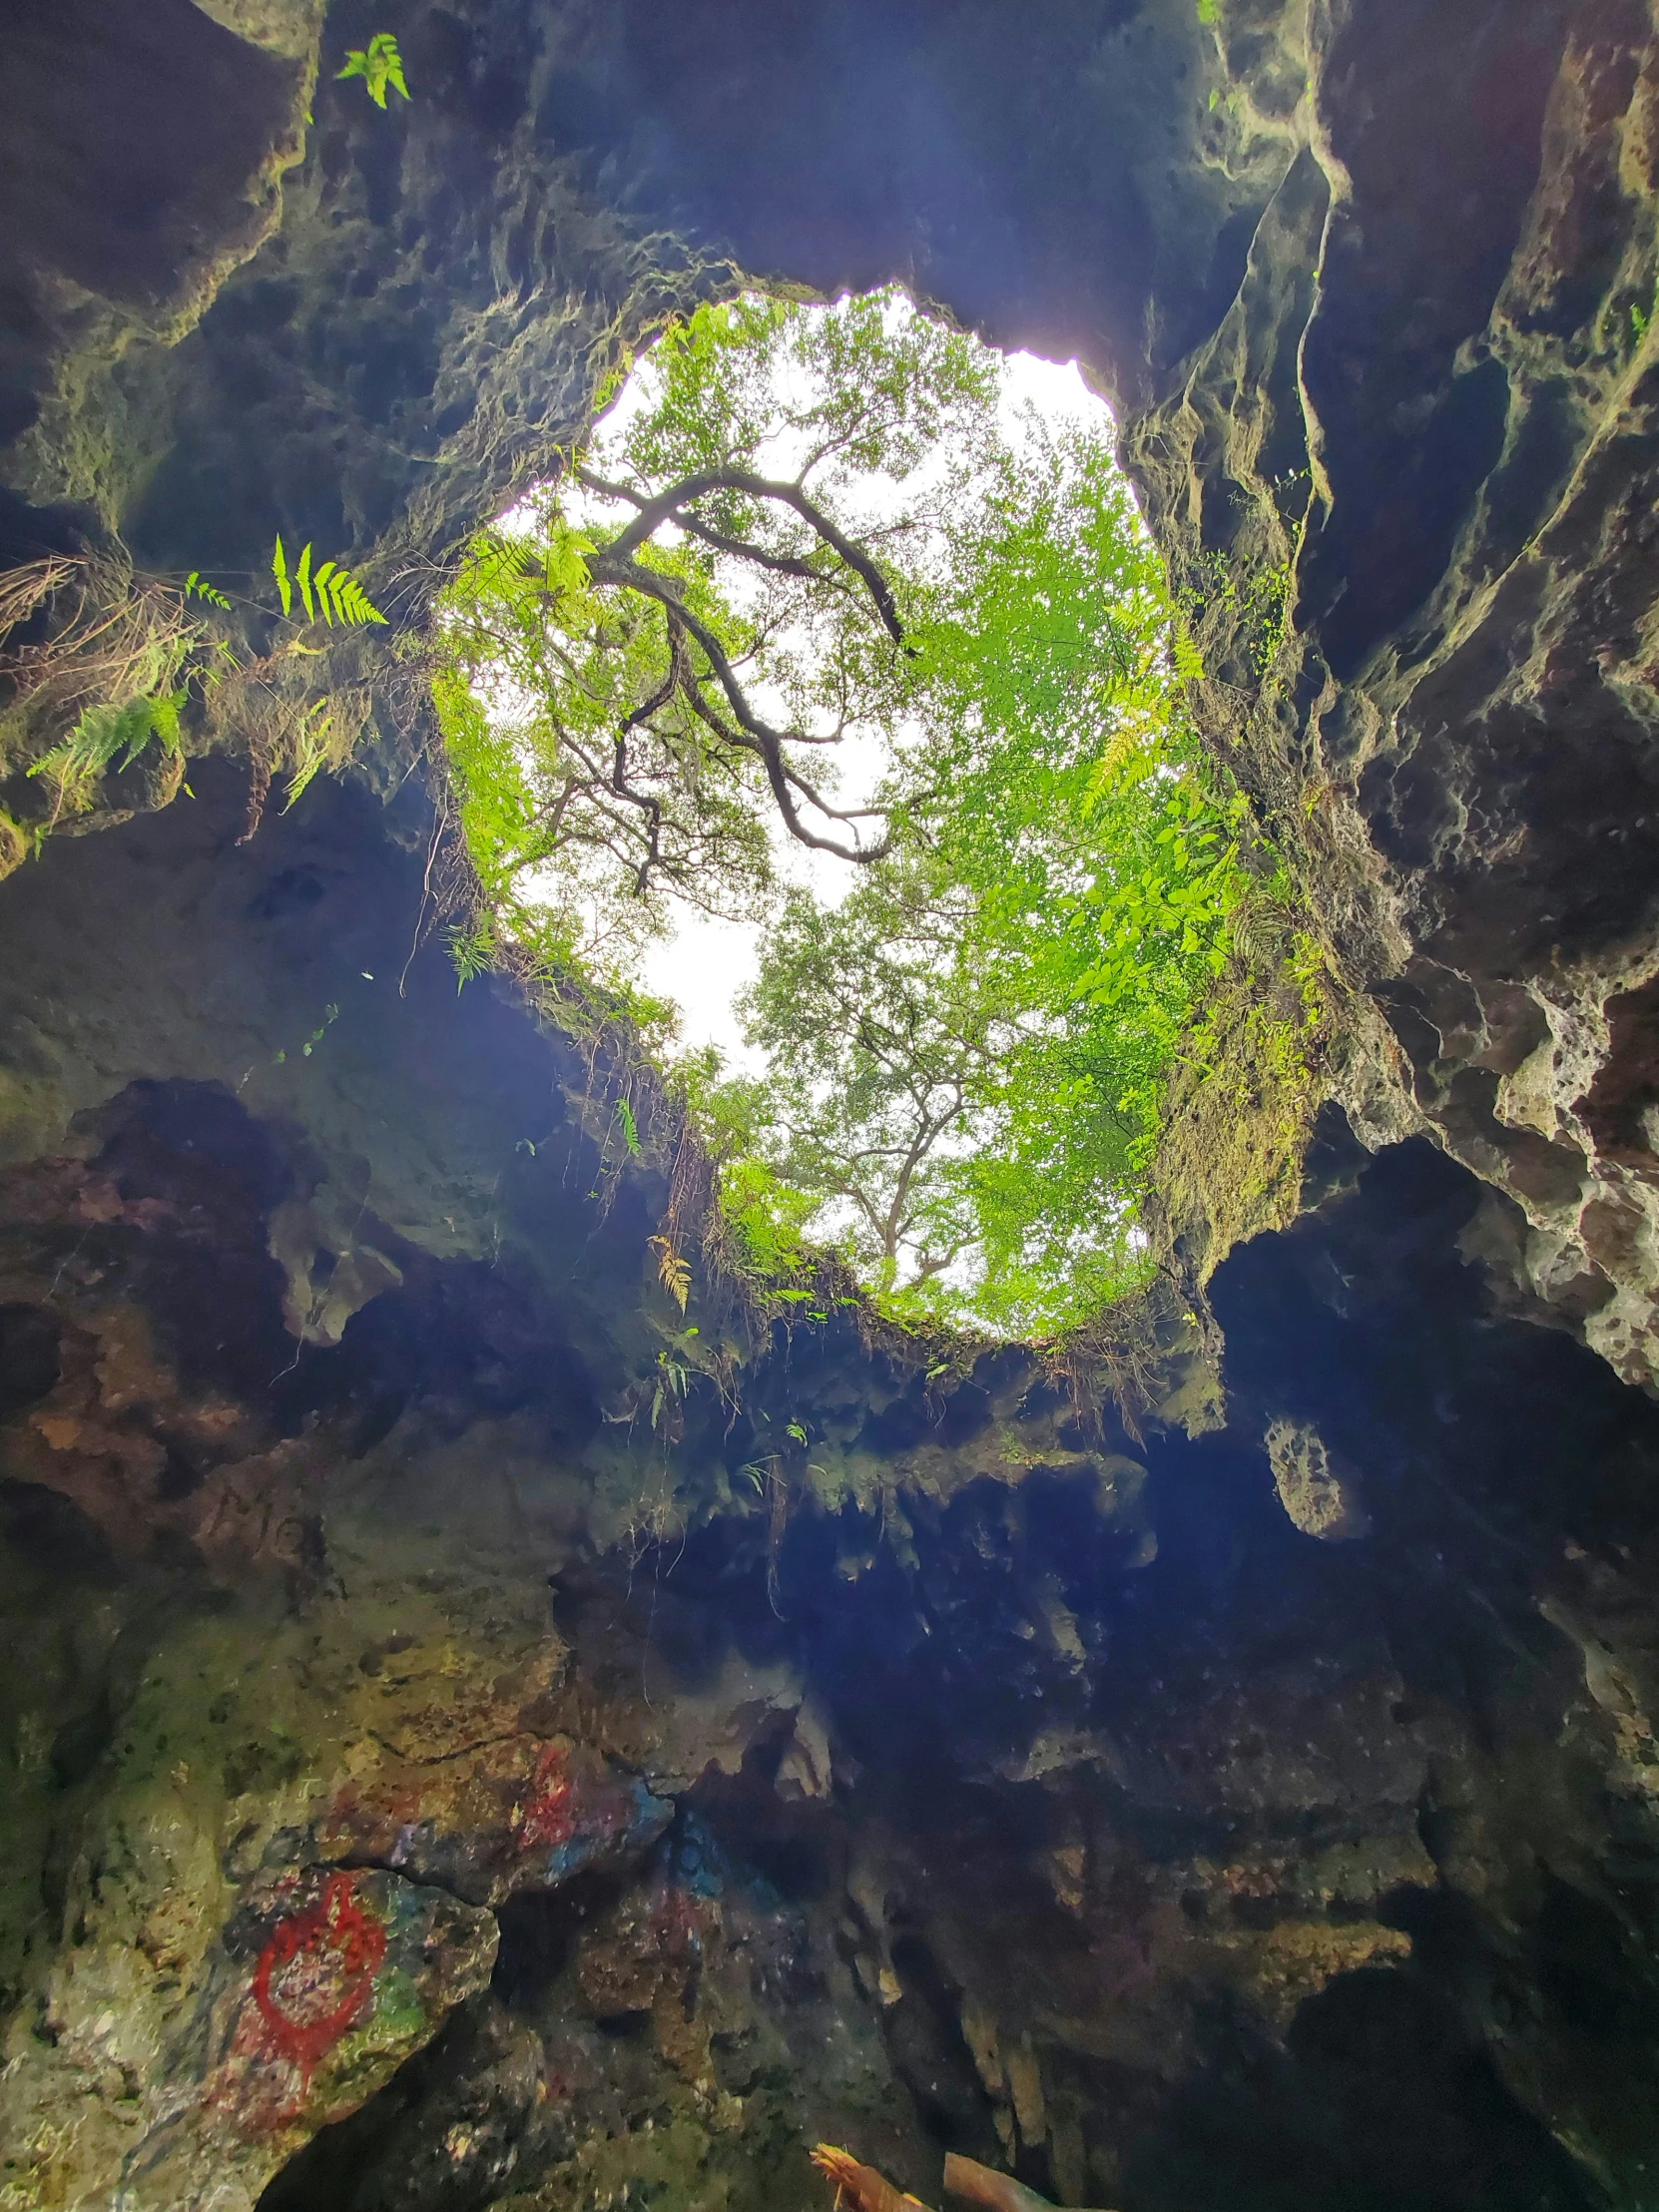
xmin=431 ymin=281 xmax=1239 ymax=1340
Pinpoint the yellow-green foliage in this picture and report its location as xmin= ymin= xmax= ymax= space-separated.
xmin=1149 ymin=900 xmax=1334 ymax=1285
xmin=336 ymin=32 xmax=409 ymax=109
xmin=714 ymin=1156 xmax=815 ymax=1286
xmin=426 ymin=292 xmax=1321 ymax=1347
xmin=28 ymin=687 xmax=187 ymax=817
xmin=272 ymin=537 xmax=387 ymax=629
xmin=0 ymin=537 xmax=394 ymax=869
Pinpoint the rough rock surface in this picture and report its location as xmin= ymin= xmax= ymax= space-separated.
xmin=1263 ymin=1417 xmax=1370 ymax=1542
xmin=3 ymin=780 xmax=1659 ymax=2212
xmin=5 ymin=2 xmax=1659 ymax=2210
xmin=1122 ymin=0 xmax=1659 ymax=1388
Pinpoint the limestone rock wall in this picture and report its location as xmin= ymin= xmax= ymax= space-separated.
xmin=1 ymin=778 xmax=1659 ymax=2210
xmin=1121 ymin=0 xmax=1659 ymax=1384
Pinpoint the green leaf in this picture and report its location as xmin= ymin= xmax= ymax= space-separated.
xmin=337 ymin=33 xmax=409 ymax=108
xmin=274 ymin=543 xmax=386 ymax=630
xmin=27 ymin=686 xmax=189 ymax=813
xmin=447 ymin=917 xmax=496 ymax=989
xmin=312 ymin=559 xmax=338 ymax=625
xmin=283 ymin=700 xmax=334 ymax=811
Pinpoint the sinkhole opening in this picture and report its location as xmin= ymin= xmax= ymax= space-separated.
xmin=434 ymin=287 xmax=1265 ymax=1343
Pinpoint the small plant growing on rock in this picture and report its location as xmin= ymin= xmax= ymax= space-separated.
xmin=446 ymin=915 xmax=497 ymax=990
xmin=649 ymin=1234 xmax=693 ymax=1311
xmin=185 ymin=571 xmax=232 ymax=612
xmin=336 ymin=33 xmax=409 ymax=109
xmin=272 ymin=538 xmax=387 ymax=630
xmin=1 ymin=530 xmax=393 ymax=852
xmin=28 ymin=687 xmax=187 ymax=819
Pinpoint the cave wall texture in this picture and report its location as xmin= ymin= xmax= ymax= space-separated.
xmin=4 ymin=1 xmax=1659 ymax=2209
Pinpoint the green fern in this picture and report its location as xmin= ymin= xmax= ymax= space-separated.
xmin=447 ymin=917 xmax=497 ymax=990
xmin=615 ymin=1097 xmax=641 ymax=1157
xmin=28 ymin=691 xmax=186 ymax=808
xmin=336 ymin=32 xmax=408 ymax=108
xmin=282 ymin=700 xmax=335 ymax=812
xmin=185 ymin=571 xmax=233 ymax=612
xmin=273 ymin=537 xmax=388 ymax=629
xmin=650 ymin=1351 xmax=690 ymax=1430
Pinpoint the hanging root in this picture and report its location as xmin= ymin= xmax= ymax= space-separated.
xmin=0 ymin=553 xmax=195 ymax=733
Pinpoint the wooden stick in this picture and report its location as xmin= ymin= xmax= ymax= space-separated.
xmin=943 ymin=2154 xmax=1116 ymax=2212
xmin=811 ymin=2145 xmax=934 ymax=2212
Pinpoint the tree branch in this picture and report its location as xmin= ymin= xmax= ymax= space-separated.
xmin=580 ymin=471 xmax=867 ymax=612
xmin=586 ymin=465 xmax=905 ymax=646
xmin=603 ymin=557 xmax=887 ymax=863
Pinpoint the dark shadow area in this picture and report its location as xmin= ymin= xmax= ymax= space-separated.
xmin=0 ymin=0 xmax=300 ymax=454
xmin=1122 ymin=1970 xmax=1598 ymax=2212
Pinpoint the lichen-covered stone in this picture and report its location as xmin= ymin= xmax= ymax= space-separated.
xmin=1264 ymin=1416 xmax=1371 ymax=1541
xmin=0 ymin=1840 xmax=495 ymax=2212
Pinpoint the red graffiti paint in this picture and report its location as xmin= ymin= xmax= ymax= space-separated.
xmin=516 ymin=1742 xmax=577 ymax=1853
xmin=251 ymin=1872 xmax=387 ymax=2077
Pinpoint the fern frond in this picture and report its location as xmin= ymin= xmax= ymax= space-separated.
xmin=185 ymin=571 xmax=233 ymax=612
xmin=649 ymin=1234 xmax=692 ymax=1312
xmin=273 ymin=539 xmax=387 ymax=629
xmin=283 ymin=701 xmax=334 ymax=812
xmin=143 ymin=690 xmax=186 ymax=759
xmin=337 ymin=33 xmax=409 ymax=108
xmin=32 ymin=701 xmax=146 ymax=788
xmin=329 ymin=570 xmax=388 ymax=627
xmin=28 ymin=690 xmax=186 ymax=810
xmin=447 ymin=917 xmax=496 ymax=990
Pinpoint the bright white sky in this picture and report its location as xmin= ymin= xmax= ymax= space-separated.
xmin=592 ymin=330 xmax=1115 ymax=1073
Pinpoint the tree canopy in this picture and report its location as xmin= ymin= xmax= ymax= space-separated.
xmin=434 ymin=289 xmax=1252 ymax=1336
xmin=434 ymin=292 xmax=996 ymax=967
